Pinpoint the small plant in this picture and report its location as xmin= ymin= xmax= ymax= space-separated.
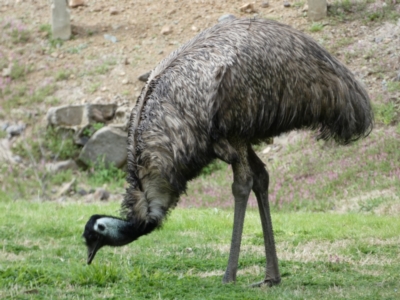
xmin=87 ymin=82 xmax=100 ymax=94
xmin=10 ymin=62 xmax=27 ymax=80
xmin=13 ymin=127 xmax=80 ymax=161
xmin=387 ymin=81 xmax=400 ymax=93
xmin=82 ymin=123 xmax=104 ymax=137
xmin=87 ymin=158 xmax=125 ymax=189
xmin=55 ymin=70 xmax=71 ymax=81
xmin=373 ymin=102 xmax=397 ymax=125
xmin=309 ymin=22 xmax=324 ymax=32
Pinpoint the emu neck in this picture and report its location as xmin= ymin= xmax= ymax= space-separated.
xmin=99 ymin=217 xmax=158 ymax=246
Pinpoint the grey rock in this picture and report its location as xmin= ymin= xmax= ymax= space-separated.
xmin=374 ymin=37 xmax=383 ymax=43
xmin=6 ymin=124 xmax=25 ymax=138
xmin=0 ymin=138 xmax=13 ymax=162
xmin=79 ymin=126 xmax=127 ymax=168
xmin=261 ymin=2 xmax=269 ymax=8
xmin=283 ymin=1 xmax=291 ymax=7
xmin=12 ymin=155 xmax=22 ymax=163
xmin=77 ymin=188 xmax=88 ymax=196
xmin=47 ymin=105 xmax=86 ymax=127
xmin=93 ymin=188 xmax=110 ymax=201
xmin=104 ymin=34 xmax=118 ymax=43
xmin=138 ymin=71 xmax=151 ymax=82
xmin=46 ymin=159 xmax=78 ymax=173
xmin=218 ymin=14 xmax=236 ymax=23
xmin=51 ymin=0 xmax=71 ymax=40
xmin=308 ymin=0 xmax=327 ymax=21
xmin=46 ymin=104 xmax=117 ymax=128
xmin=1 ymin=122 xmax=9 ymax=131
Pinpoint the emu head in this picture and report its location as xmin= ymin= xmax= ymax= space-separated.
xmin=82 ymin=215 xmax=137 ymax=264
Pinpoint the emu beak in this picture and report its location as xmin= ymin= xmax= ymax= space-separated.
xmin=87 ymin=237 xmax=103 ymax=265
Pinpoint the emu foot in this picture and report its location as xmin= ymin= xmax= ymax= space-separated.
xmin=250 ymin=277 xmax=281 ymax=288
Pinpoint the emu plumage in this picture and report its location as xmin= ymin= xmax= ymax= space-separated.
xmin=83 ymin=18 xmax=373 ymax=286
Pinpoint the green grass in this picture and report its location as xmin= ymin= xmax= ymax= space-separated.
xmin=309 ymin=23 xmax=324 ymax=33
xmin=0 ymin=200 xmax=399 ymax=299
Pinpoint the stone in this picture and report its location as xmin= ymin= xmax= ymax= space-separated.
xmin=51 ymin=0 xmax=71 ymax=40
xmin=261 ymin=2 xmax=269 ymax=8
xmin=240 ymin=3 xmax=257 ymax=13
xmin=79 ymin=126 xmax=127 ymax=168
xmin=0 ymin=138 xmax=13 ymax=163
xmin=109 ymin=7 xmax=119 ymax=15
xmin=88 ymin=103 xmax=117 ymax=123
xmin=1 ymin=122 xmax=9 ymax=131
xmin=138 ymin=71 xmax=151 ymax=82
xmin=47 ymin=105 xmax=86 ymax=127
xmin=46 ymin=104 xmax=117 ymax=128
xmin=1 ymin=64 xmax=12 ymax=77
xmin=308 ymin=0 xmax=327 ymax=21
xmin=104 ymin=34 xmax=118 ymax=43
xmin=161 ymin=25 xmax=172 ymax=35
xmin=56 ymin=178 xmax=76 ymax=197
xmin=283 ymin=1 xmax=291 ymax=7
xmin=6 ymin=124 xmax=25 ymax=138
xmin=218 ymin=14 xmax=236 ymax=23
xmin=93 ymin=188 xmax=110 ymax=201
xmin=69 ymin=0 xmax=84 ymax=8
xmin=46 ymin=159 xmax=78 ymax=173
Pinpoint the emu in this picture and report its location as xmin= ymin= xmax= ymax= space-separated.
xmin=83 ymin=18 xmax=373 ymax=286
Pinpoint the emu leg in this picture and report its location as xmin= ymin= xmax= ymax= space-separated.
xmin=248 ymin=147 xmax=281 ymax=286
xmin=223 ymin=145 xmax=253 ymax=284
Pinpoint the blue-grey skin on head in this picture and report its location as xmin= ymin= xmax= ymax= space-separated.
xmin=83 ymin=215 xmax=143 ymax=264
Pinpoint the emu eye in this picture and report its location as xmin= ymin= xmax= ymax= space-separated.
xmin=97 ymin=224 xmax=106 ymax=231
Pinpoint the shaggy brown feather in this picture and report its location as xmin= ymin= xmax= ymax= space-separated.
xmin=122 ymin=18 xmax=372 ymax=225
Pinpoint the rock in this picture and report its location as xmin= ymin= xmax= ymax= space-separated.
xmin=1 ymin=122 xmax=9 ymax=131
xmin=77 ymin=188 xmax=88 ymax=196
xmin=302 ymin=4 xmax=309 ymax=12
xmin=6 ymin=124 xmax=25 ymax=138
xmin=161 ymin=25 xmax=172 ymax=35
xmin=104 ymin=34 xmax=117 ymax=43
xmin=138 ymin=71 xmax=151 ymax=82
xmin=283 ymin=1 xmax=291 ymax=7
xmin=261 ymin=2 xmax=269 ymax=8
xmin=0 ymin=139 xmax=13 ymax=163
xmin=1 ymin=64 xmax=12 ymax=77
xmin=46 ymin=159 xmax=78 ymax=173
xmin=51 ymin=0 xmax=71 ymax=40
xmin=122 ymin=78 xmax=129 ymax=85
xmin=93 ymin=188 xmax=110 ymax=201
xmin=191 ymin=25 xmax=198 ymax=31
xmin=109 ymin=7 xmax=119 ymax=15
xmin=47 ymin=105 xmax=86 ymax=127
xmin=262 ymin=146 xmax=271 ymax=154
xmin=56 ymin=178 xmax=76 ymax=197
xmin=240 ymin=3 xmax=257 ymax=13
xmin=308 ymin=0 xmax=327 ymax=21
xmin=79 ymin=126 xmax=127 ymax=168
xmin=218 ymin=14 xmax=236 ymax=23
xmin=69 ymin=0 xmax=84 ymax=8
xmin=46 ymin=104 xmax=117 ymax=128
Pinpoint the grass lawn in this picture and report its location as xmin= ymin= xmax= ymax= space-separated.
xmin=1 ymin=200 xmax=399 ymax=299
